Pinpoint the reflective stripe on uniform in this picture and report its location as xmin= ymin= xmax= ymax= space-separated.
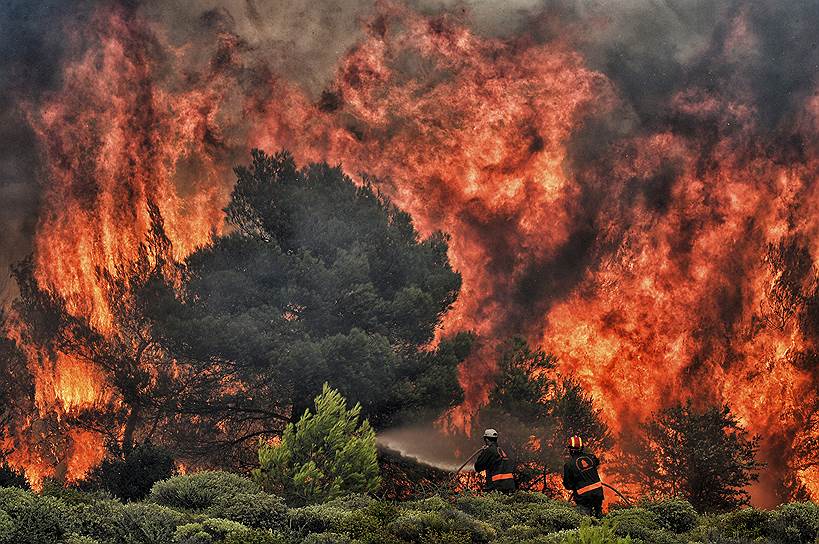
xmin=491 ymin=473 xmax=514 ymax=481
xmin=577 ymin=481 xmax=602 ymax=495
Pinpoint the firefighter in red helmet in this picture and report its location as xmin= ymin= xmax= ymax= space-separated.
xmin=562 ymin=435 xmax=604 ymax=517
xmin=474 ymin=429 xmax=516 ymax=493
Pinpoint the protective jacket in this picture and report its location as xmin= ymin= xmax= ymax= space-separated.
xmin=562 ymin=450 xmax=603 ymax=501
xmin=474 ymin=442 xmax=515 ymax=492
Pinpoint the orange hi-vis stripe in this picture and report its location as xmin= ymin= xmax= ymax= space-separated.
xmin=577 ymin=481 xmax=602 ymax=495
xmin=491 ymin=473 xmax=514 ymax=481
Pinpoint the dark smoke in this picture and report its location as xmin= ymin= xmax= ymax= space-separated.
xmin=0 ymin=2 xmax=98 ymax=301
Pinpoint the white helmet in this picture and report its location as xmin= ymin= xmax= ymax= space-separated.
xmin=483 ymin=428 xmax=499 ymax=439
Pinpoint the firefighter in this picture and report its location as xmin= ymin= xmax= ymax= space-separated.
xmin=562 ymin=435 xmax=604 ymax=517
xmin=474 ymin=428 xmax=516 ymax=493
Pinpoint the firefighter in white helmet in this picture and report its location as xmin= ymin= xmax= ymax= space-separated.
xmin=474 ymin=428 xmax=516 ymax=493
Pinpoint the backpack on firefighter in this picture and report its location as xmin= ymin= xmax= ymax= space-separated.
xmin=474 ymin=429 xmax=516 ymax=493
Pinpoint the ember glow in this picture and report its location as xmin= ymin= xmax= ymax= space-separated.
xmin=2 ymin=0 xmax=818 ymax=503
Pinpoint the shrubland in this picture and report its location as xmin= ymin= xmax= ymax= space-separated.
xmin=0 ymin=481 xmax=817 ymax=544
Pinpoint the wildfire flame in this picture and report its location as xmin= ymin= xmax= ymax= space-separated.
xmin=3 ymin=0 xmax=819 ymax=504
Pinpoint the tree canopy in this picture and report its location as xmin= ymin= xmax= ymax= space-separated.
xmin=151 ymin=150 xmax=469 ymax=461
xmin=613 ymin=400 xmax=762 ymax=513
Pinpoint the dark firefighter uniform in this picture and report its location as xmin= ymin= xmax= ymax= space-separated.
xmin=563 ymin=444 xmax=603 ymax=517
xmin=474 ymin=442 xmax=516 ymax=493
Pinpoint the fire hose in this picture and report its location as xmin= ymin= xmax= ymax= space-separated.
xmin=448 ymin=446 xmax=487 ymax=486
xmin=447 ymin=447 xmax=632 ymax=507
xmin=601 ymin=482 xmax=632 ymax=506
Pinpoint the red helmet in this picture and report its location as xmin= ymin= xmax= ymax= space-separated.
xmin=568 ymin=435 xmax=584 ymax=449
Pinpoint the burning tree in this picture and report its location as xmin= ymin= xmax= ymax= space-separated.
xmin=9 ymin=204 xmax=204 ymax=461
xmin=0 ymin=312 xmax=33 ymax=488
xmin=613 ymin=401 xmax=762 ymax=513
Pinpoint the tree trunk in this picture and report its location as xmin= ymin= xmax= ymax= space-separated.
xmin=122 ymin=404 xmax=141 ymax=454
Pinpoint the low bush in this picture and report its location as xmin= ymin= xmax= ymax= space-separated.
xmin=0 ymin=509 xmax=14 ymax=544
xmin=766 ymin=501 xmax=819 ymax=544
xmin=86 ymin=442 xmax=175 ymax=502
xmin=149 ymin=471 xmax=260 ymax=510
xmin=300 ymin=533 xmax=352 ymax=544
xmin=64 ymin=535 xmax=101 ymax=544
xmin=67 ymin=498 xmax=129 ymax=542
xmin=207 ymin=492 xmax=288 ymax=530
xmin=564 ymin=525 xmax=633 ymax=544
xmin=606 ymin=507 xmax=660 ymax=541
xmin=0 ymin=486 xmax=69 ymax=544
xmin=289 ymin=504 xmax=352 ymax=534
xmin=118 ymin=502 xmax=189 ymax=544
xmin=386 ymin=508 xmax=495 ymax=543
xmin=707 ymin=507 xmax=771 ymax=542
xmin=173 ymin=517 xmax=256 ymax=544
xmin=41 ymin=479 xmax=112 ymax=505
xmin=69 ymin=499 xmax=187 ymax=544
xmin=1 ymin=480 xmax=816 ymax=543
xmin=643 ymin=498 xmax=698 ymax=533
xmin=223 ymin=530 xmax=287 ymax=544
xmin=524 ymin=502 xmax=587 ymax=532
xmin=402 ymin=495 xmax=449 ymax=512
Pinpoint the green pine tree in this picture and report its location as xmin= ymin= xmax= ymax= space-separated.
xmin=253 ymin=383 xmax=380 ymax=505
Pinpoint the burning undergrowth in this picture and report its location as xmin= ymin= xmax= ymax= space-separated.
xmin=0 ymin=0 xmax=818 ymax=506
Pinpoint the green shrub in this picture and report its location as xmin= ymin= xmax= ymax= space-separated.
xmin=643 ymin=498 xmax=698 ymax=533
xmin=362 ymin=500 xmax=400 ymax=523
xmin=41 ymin=479 xmax=112 ymax=505
xmin=118 ymin=502 xmax=189 ymax=544
xmin=501 ymin=524 xmax=540 ymax=540
xmin=254 ymin=384 xmax=380 ymax=505
xmin=337 ymin=509 xmax=384 ymax=539
xmin=64 ymin=535 xmax=101 ymax=544
xmin=455 ymin=495 xmax=500 ymax=519
xmin=564 ymin=524 xmax=633 ymax=544
xmin=289 ymin=505 xmax=352 ymax=534
xmin=766 ymin=501 xmax=819 ymax=544
xmin=67 ymin=499 xmax=128 ymax=542
xmin=207 ymin=492 xmax=287 ymax=530
xmin=526 ymin=503 xmax=587 ymax=532
xmin=174 ymin=517 xmax=251 ymax=544
xmin=386 ymin=509 xmax=495 ymax=543
xmin=606 ymin=507 xmax=660 ymax=541
xmin=0 ymin=486 xmax=69 ymax=544
xmin=507 ymin=492 xmax=555 ymax=505
xmin=86 ymin=442 xmax=175 ymax=502
xmin=324 ymin=494 xmax=377 ymax=510
xmin=708 ymin=507 xmax=771 ymax=542
xmin=223 ymin=530 xmax=287 ymax=544
xmin=0 ymin=509 xmax=13 ymax=544
xmin=149 ymin=471 xmax=260 ymax=510
xmin=403 ymin=495 xmax=449 ymax=512
xmin=300 ymin=533 xmax=352 ymax=544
